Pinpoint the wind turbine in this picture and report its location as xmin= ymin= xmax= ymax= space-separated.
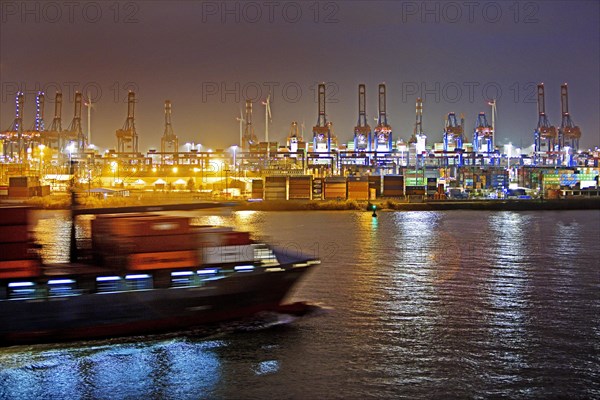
xmin=236 ymin=107 xmax=244 ymax=148
xmin=262 ymin=93 xmax=272 ymax=143
xmin=84 ymin=91 xmax=94 ymax=147
xmin=488 ymin=99 xmax=497 ymax=149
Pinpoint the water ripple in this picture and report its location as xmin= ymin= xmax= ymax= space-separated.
xmin=1 ymin=210 xmax=598 ymax=399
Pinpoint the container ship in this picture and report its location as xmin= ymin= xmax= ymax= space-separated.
xmin=0 ymin=206 xmax=319 ymax=346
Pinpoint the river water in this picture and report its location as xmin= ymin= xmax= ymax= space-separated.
xmin=1 ymin=210 xmax=599 ymax=399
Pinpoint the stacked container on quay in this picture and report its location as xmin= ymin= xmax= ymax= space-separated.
xmin=0 ymin=206 xmax=319 ymax=346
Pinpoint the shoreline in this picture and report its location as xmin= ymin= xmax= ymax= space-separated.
xmin=5 ymin=195 xmax=599 ymax=212
xmin=235 ymin=198 xmax=600 ymax=212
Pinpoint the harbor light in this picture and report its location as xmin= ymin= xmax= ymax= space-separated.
xmin=185 ymin=142 xmax=196 ymax=152
xmin=110 ymin=161 xmax=118 ymax=185
xmin=38 ymin=144 xmax=45 ymax=172
xmin=67 ymin=142 xmax=76 ymax=156
xmin=231 ymin=145 xmax=238 ymax=170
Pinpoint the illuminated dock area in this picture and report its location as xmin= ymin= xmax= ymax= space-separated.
xmin=1 ymin=84 xmax=598 ymax=203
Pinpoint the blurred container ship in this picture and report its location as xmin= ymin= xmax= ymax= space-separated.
xmin=0 ymin=206 xmax=319 ymax=345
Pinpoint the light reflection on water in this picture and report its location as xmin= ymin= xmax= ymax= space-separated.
xmin=32 ymin=211 xmax=93 ymax=263
xmin=487 ymin=212 xmax=531 ymax=378
xmin=1 ymin=210 xmax=599 ymax=399
xmin=0 ymin=340 xmax=222 ymax=399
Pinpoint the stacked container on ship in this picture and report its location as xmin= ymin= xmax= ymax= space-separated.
xmin=0 ymin=207 xmax=41 ymax=283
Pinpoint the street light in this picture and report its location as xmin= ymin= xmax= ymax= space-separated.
xmin=38 ymin=144 xmax=45 ymax=175
xmin=564 ymin=146 xmax=572 ymax=167
xmin=110 ymin=161 xmax=118 ymax=186
xmin=66 ymin=142 xmax=77 ymax=179
xmin=231 ymin=145 xmax=238 ymax=171
xmin=67 ymin=142 xmax=76 ymax=161
xmin=224 ymin=166 xmax=230 ymax=198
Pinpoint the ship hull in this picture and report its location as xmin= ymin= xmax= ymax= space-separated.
xmin=0 ymin=264 xmax=312 ymax=346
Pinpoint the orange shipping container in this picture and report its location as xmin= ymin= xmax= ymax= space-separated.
xmin=324 ymin=182 xmax=347 ymax=199
xmin=95 ymin=233 xmax=198 ymax=255
xmin=128 ymin=250 xmax=198 ymax=270
xmin=0 ymin=259 xmax=41 ymax=279
xmin=8 ymin=187 xmax=34 ymax=198
xmin=347 ymin=181 xmax=369 ymax=200
xmin=106 ymin=216 xmax=191 ymax=237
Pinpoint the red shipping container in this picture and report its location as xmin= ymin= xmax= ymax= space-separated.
xmin=0 ymin=225 xmax=29 ymax=243
xmin=191 ymin=227 xmax=233 ymax=247
xmin=224 ymin=231 xmax=252 ymax=246
xmin=0 ymin=207 xmax=29 ymax=226
xmin=0 ymin=242 xmax=31 ymax=261
xmin=91 ymin=214 xmax=158 ymax=249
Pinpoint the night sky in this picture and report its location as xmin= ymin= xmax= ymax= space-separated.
xmin=1 ymin=0 xmax=599 ymax=151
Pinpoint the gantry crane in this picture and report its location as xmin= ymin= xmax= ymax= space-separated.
xmin=34 ymin=92 xmax=46 ymax=133
xmin=373 ymin=84 xmax=392 ymax=152
xmin=443 ymin=112 xmax=464 ymax=149
xmin=443 ymin=112 xmax=464 ymax=166
xmin=353 ymin=84 xmax=371 ymax=152
xmin=473 ymin=111 xmax=493 ymax=154
xmin=242 ymin=99 xmax=258 ymax=152
xmin=44 ymin=92 xmax=64 ymax=151
xmin=287 ymin=121 xmax=304 ymax=153
xmin=558 ymin=83 xmax=581 ymax=153
xmin=116 ymin=91 xmax=139 ymax=153
xmin=161 ymin=100 xmax=178 ymax=160
xmin=312 ymin=83 xmax=333 ymax=152
xmin=21 ymin=92 xmax=45 ymax=154
xmin=66 ymin=91 xmax=87 ymax=152
xmin=0 ymin=92 xmax=25 ymax=160
xmin=408 ymin=97 xmax=427 ymax=164
xmin=533 ymin=83 xmax=557 ymax=160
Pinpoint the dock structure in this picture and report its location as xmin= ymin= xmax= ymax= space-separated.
xmin=0 ymin=83 xmax=597 ymax=200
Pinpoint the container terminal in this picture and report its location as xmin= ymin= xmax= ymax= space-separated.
xmin=0 ymin=83 xmax=598 ymax=202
